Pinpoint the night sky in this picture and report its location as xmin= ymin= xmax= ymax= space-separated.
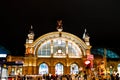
xmin=0 ymin=0 xmax=120 ymax=56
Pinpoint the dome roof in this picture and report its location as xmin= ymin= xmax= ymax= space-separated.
xmin=91 ymin=48 xmax=120 ymax=59
xmin=33 ymin=31 xmax=91 ymax=49
xmin=28 ymin=31 xmax=91 ymax=57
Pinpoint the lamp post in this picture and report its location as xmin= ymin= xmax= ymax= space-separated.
xmin=104 ymin=48 xmax=107 ymax=76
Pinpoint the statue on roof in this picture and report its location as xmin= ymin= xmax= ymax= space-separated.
xmin=57 ymin=20 xmax=63 ymax=32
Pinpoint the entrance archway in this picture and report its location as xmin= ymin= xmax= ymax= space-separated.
xmin=39 ymin=63 xmax=48 ymax=75
xmin=55 ymin=63 xmax=64 ymax=75
xmin=70 ymin=63 xmax=79 ymax=74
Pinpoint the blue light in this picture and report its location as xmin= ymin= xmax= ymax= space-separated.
xmin=91 ymin=48 xmax=120 ymax=59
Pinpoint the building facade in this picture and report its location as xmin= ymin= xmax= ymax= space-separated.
xmin=6 ymin=20 xmax=92 ymax=75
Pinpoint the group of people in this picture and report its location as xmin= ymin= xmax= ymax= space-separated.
xmin=41 ymin=71 xmax=87 ymax=80
xmin=8 ymin=71 xmax=120 ymax=80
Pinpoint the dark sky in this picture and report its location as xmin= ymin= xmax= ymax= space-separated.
xmin=0 ymin=0 xmax=120 ymax=56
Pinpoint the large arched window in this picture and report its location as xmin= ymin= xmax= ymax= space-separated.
xmin=37 ymin=38 xmax=82 ymax=58
xmin=39 ymin=63 xmax=49 ymax=75
xmin=55 ymin=63 xmax=64 ymax=75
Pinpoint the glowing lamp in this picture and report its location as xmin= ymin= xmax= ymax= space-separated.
xmin=85 ymin=60 xmax=90 ymax=65
xmin=58 ymin=49 xmax=62 ymax=53
xmin=84 ymin=60 xmax=91 ymax=68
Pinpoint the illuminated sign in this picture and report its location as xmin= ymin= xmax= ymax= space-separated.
xmin=87 ymin=54 xmax=94 ymax=60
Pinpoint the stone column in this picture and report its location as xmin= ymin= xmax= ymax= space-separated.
xmin=51 ymin=66 xmax=55 ymax=75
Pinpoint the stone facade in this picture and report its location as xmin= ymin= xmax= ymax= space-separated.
xmin=6 ymin=21 xmax=93 ymax=75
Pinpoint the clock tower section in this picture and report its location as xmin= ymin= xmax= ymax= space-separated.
xmin=23 ymin=25 xmax=37 ymax=75
xmin=25 ymin=25 xmax=35 ymax=57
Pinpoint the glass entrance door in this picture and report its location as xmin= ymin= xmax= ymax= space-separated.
xmin=55 ymin=63 xmax=64 ymax=75
xmin=70 ymin=63 xmax=79 ymax=74
xmin=39 ymin=63 xmax=48 ymax=75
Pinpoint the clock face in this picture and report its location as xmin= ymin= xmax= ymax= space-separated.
xmin=27 ymin=47 xmax=33 ymax=54
xmin=58 ymin=49 xmax=62 ymax=53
